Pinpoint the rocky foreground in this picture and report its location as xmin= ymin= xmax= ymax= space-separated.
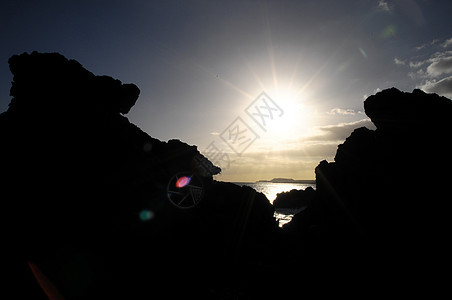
xmin=1 ymin=52 xmax=451 ymax=299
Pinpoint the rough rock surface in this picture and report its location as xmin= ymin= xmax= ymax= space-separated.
xmin=273 ymin=186 xmax=315 ymax=210
xmin=3 ymin=52 xmax=451 ymax=298
xmin=284 ymin=88 xmax=452 ymax=295
xmin=0 ymin=52 xmax=277 ymax=299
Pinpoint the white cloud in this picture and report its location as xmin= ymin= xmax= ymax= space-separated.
xmin=362 ymin=88 xmax=381 ymax=100
xmin=409 ymin=60 xmax=427 ymax=68
xmin=415 ymin=39 xmax=439 ymax=51
xmin=415 ymin=44 xmax=426 ymax=51
xmin=377 ymin=0 xmax=390 ymax=12
xmin=419 ymin=76 xmax=452 ymax=98
xmin=404 ymin=38 xmax=452 ymax=76
xmin=408 ymin=40 xmax=452 ymax=98
xmin=426 ymin=56 xmax=452 ymax=77
xmin=326 ymin=108 xmax=356 ymax=115
xmin=402 ymin=43 xmax=452 ymax=79
xmin=442 ymin=37 xmax=452 ymax=48
xmin=408 ymin=69 xmax=426 ymax=79
xmin=304 ymin=119 xmax=376 ymax=143
xmin=394 ymin=57 xmax=405 ymax=65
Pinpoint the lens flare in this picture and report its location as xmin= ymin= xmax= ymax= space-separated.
xmin=359 ymin=48 xmax=368 ymax=58
xmin=381 ymin=24 xmax=396 ymax=39
xmin=175 ymin=176 xmax=191 ymax=188
xmin=139 ymin=209 xmax=154 ymax=221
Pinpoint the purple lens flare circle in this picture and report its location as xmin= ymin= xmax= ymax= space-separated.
xmin=166 ymin=172 xmax=204 ymax=209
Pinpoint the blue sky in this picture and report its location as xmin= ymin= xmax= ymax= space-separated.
xmin=1 ymin=0 xmax=451 ymax=181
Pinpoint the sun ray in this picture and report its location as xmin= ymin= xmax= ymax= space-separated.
xmin=289 ymin=49 xmax=305 ymax=89
xmin=155 ymin=40 xmax=255 ymax=100
xmin=296 ymin=60 xmax=329 ymax=97
xmin=267 ymin=41 xmax=278 ymax=88
xmin=216 ymin=76 xmax=254 ymax=100
xmin=261 ymin=2 xmax=278 ymax=88
xmin=244 ymin=59 xmax=267 ymax=92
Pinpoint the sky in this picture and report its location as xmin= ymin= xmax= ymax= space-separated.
xmin=1 ymin=0 xmax=451 ymax=181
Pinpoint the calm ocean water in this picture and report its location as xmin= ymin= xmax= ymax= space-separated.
xmin=232 ymin=182 xmax=316 ymax=227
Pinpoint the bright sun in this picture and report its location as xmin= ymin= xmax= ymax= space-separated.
xmin=264 ymin=86 xmax=312 ymax=140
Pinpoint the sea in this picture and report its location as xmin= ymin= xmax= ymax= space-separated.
xmin=232 ymin=182 xmax=316 ymax=227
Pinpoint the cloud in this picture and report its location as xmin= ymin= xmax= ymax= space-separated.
xmin=304 ymin=119 xmax=376 ymax=143
xmin=215 ymin=157 xmax=319 ymax=182
xmin=398 ymin=38 xmax=452 ymax=95
xmin=242 ymin=143 xmax=339 ymax=163
xmin=214 ymin=119 xmax=377 ymax=182
xmin=409 ymin=60 xmax=427 ymax=68
xmin=442 ymin=38 xmax=452 ymax=48
xmin=362 ymin=88 xmax=381 ymax=100
xmin=426 ymin=55 xmax=452 ymax=77
xmin=216 ymin=138 xmax=346 ymax=181
xmin=419 ymin=76 xmax=452 ymax=98
xmin=408 ymin=69 xmax=426 ymax=79
xmin=326 ymin=108 xmax=356 ymax=115
xmin=394 ymin=57 xmax=405 ymax=65
xmin=413 ymin=49 xmax=452 ymax=98
xmin=415 ymin=39 xmax=439 ymax=51
xmin=377 ymin=0 xmax=391 ymax=12
xmin=405 ymin=51 xmax=452 ymax=80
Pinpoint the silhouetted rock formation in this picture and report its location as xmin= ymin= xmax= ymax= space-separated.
xmin=364 ymin=87 xmax=452 ymax=132
xmin=5 ymin=52 xmax=451 ymax=298
xmin=284 ymin=88 xmax=452 ymax=295
xmin=7 ymin=52 xmax=140 ymax=115
xmin=1 ymin=52 xmax=277 ymax=299
xmin=273 ymin=186 xmax=315 ymax=210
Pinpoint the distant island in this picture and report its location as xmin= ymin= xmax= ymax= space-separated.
xmin=257 ymin=178 xmax=316 ymax=184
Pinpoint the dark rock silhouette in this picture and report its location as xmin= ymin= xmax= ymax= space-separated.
xmin=364 ymin=87 xmax=452 ymax=132
xmin=273 ymin=186 xmax=315 ymax=210
xmin=283 ymin=88 xmax=452 ymax=295
xmin=1 ymin=52 xmax=276 ymax=299
xmin=3 ymin=52 xmax=451 ymax=298
xmin=7 ymin=52 xmax=139 ymax=115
